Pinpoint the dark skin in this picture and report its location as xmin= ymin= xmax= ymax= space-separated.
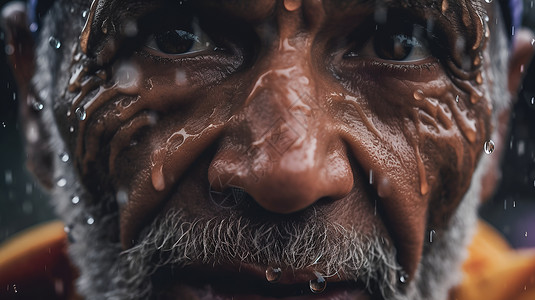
xmin=2 ymin=0 xmax=534 ymax=298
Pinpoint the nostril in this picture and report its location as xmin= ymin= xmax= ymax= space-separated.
xmin=209 ymin=186 xmax=249 ymax=209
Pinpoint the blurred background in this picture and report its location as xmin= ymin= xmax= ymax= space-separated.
xmin=0 ymin=0 xmax=534 ymax=248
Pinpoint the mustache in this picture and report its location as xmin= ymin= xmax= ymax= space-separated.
xmin=120 ymin=209 xmax=402 ymax=298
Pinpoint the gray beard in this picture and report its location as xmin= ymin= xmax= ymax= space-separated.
xmin=49 ymin=160 xmax=482 ymax=300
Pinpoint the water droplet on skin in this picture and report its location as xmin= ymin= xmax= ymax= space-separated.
xmin=69 ymin=126 xmax=75 ymax=133
xmin=56 ymin=178 xmax=67 ymax=187
xmin=525 ymin=232 xmax=528 ymax=238
xmin=485 ymin=0 xmax=492 ymax=3
xmin=513 ymin=201 xmax=516 ymax=208
xmin=441 ymin=0 xmax=448 ymax=12
xmin=455 ymin=95 xmax=460 ymax=102
xmin=265 ymin=266 xmax=282 ymax=283
xmin=75 ymin=107 xmax=87 ymax=121
xmin=369 ymin=169 xmax=373 ymax=185
xmin=309 ymin=272 xmax=326 ymax=294
xmin=413 ymin=89 xmax=425 ymax=101
xmin=48 ymin=36 xmax=61 ymax=49
xmin=429 ymin=230 xmax=436 ymax=243
xmin=484 ymin=140 xmax=495 ymax=154
xmin=530 ymin=97 xmax=534 ymax=106
xmin=32 ymin=101 xmax=44 ymax=112
xmin=87 ymin=217 xmax=95 ymax=225
xmin=71 ymin=195 xmax=80 ymax=205
xmin=82 ymin=10 xmax=88 ymax=19
xmin=59 ymin=152 xmax=70 ymax=163
xmin=475 ymin=72 xmax=483 ymax=85
xmin=284 ymin=0 xmax=302 ymax=11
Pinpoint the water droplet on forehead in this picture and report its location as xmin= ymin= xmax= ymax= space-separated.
xmin=265 ymin=266 xmax=282 ymax=283
xmin=48 ymin=36 xmax=61 ymax=49
xmin=484 ymin=140 xmax=495 ymax=155
xmin=75 ymin=107 xmax=87 ymax=121
xmin=59 ymin=152 xmax=70 ymax=163
xmin=71 ymin=195 xmax=80 ymax=205
xmin=309 ymin=272 xmax=326 ymax=294
xmin=284 ymin=0 xmax=302 ymax=12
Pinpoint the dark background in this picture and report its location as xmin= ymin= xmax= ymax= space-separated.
xmin=0 ymin=0 xmax=534 ymax=248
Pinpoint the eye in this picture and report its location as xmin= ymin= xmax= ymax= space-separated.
xmin=145 ymin=19 xmax=214 ymax=55
xmin=346 ymin=24 xmax=431 ymax=62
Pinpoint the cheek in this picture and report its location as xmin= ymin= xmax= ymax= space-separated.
xmin=335 ymin=60 xmax=492 ymax=225
xmin=61 ymin=52 xmax=240 ymax=195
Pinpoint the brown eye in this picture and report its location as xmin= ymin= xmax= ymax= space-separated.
xmin=346 ymin=24 xmax=431 ymax=62
xmin=145 ymin=19 xmax=214 ymax=56
xmin=374 ymin=33 xmax=421 ymax=61
xmin=153 ymin=30 xmax=198 ymax=54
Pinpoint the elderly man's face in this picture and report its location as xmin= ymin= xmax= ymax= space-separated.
xmin=3 ymin=0 xmax=534 ymax=299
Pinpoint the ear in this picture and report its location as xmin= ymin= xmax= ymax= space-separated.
xmin=1 ymin=2 xmax=54 ymax=189
xmin=479 ymin=29 xmax=535 ymax=202
xmin=508 ymin=29 xmax=535 ymax=97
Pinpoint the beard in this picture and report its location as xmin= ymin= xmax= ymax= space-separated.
xmin=49 ymin=162 xmax=483 ymax=300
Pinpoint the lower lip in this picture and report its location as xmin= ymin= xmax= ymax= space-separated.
xmin=157 ymin=281 xmax=371 ymax=300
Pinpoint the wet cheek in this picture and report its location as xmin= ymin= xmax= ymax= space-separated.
xmin=337 ymin=62 xmax=491 ymax=215
xmin=62 ymin=53 xmax=237 ymax=194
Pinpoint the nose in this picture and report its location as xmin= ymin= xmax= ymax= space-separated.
xmin=208 ymin=46 xmax=353 ymax=214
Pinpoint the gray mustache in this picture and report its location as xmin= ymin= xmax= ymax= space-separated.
xmin=120 ymin=209 xmax=402 ymax=298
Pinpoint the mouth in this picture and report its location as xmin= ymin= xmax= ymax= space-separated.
xmin=151 ymin=263 xmax=372 ymax=300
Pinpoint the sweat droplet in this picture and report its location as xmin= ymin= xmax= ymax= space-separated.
xmin=75 ymin=107 xmax=87 ymax=120
xmin=59 ymin=152 xmax=70 ymax=163
xmin=265 ymin=267 xmax=282 ymax=283
xmin=48 ymin=36 xmax=61 ymax=49
xmin=484 ymin=140 xmax=495 ymax=154
xmin=309 ymin=272 xmax=326 ymax=294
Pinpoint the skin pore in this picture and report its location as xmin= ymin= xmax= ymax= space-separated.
xmin=2 ymin=0 xmax=534 ymax=299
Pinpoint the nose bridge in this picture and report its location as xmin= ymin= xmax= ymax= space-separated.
xmin=245 ymin=37 xmax=320 ymax=162
xmin=206 ymin=37 xmax=354 ymax=214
